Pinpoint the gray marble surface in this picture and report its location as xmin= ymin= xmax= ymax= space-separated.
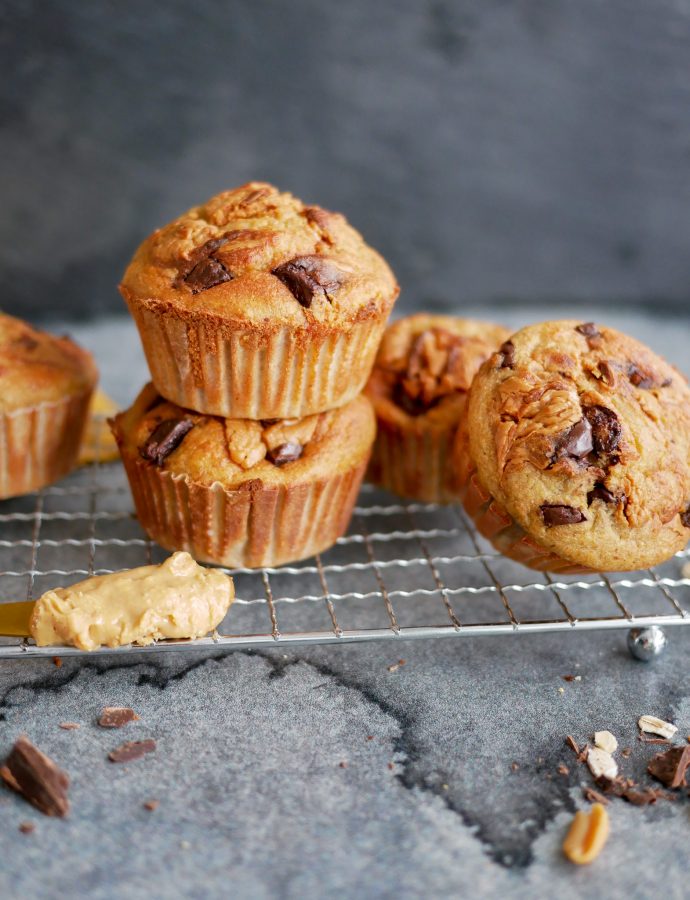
xmin=0 ymin=312 xmax=688 ymax=899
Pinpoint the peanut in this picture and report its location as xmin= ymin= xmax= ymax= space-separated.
xmin=562 ymin=803 xmax=610 ymax=865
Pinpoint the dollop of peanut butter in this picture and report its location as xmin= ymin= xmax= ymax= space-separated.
xmin=30 ymin=552 xmax=234 ymax=651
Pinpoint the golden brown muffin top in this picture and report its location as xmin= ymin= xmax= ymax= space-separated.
xmin=119 ymin=182 xmax=399 ymax=331
xmin=464 ymin=319 xmax=690 ymax=570
xmin=366 ymin=314 xmax=510 ymax=430
xmin=0 ymin=313 xmax=97 ymax=413
xmin=112 ymin=383 xmax=376 ymax=489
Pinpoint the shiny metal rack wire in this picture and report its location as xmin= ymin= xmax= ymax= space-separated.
xmin=0 ymin=449 xmax=688 ymax=659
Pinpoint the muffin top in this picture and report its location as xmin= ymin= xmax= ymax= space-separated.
xmin=120 ymin=182 xmax=399 ymax=330
xmin=112 ymin=383 xmax=376 ymax=489
xmin=366 ymin=314 xmax=510 ymax=430
xmin=463 ymin=319 xmax=690 ymax=570
xmin=0 ymin=313 xmax=97 ymax=413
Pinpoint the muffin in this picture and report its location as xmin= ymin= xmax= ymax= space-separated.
xmin=120 ymin=182 xmax=399 ymax=419
xmin=453 ymin=320 xmax=690 ymax=573
xmin=365 ymin=315 xmax=510 ymax=503
xmin=0 ymin=314 xmax=97 ymax=498
xmin=111 ymin=383 xmax=376 ymax=568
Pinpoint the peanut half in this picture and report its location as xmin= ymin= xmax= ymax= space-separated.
xmin=562 ymin=803 xmax=610 ymax=865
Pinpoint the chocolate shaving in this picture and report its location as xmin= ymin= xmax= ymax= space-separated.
xmin=98 ymin=707 xmax=140 ymax=729
xmin=141 ymin=418 xmax=194 ymax=467
xmin=108 ymin=739 xmax=156 ymax=764
xmin=583 ymin=405 xmax=621 ymax=455
xmin=498 ymin=340 xmax=515 ymax=368
xmin=583 ymin=786 xmax=610 ymax=805
xmin=575 ymin=322 xmax=603 ymax=349
xmin=0 ymin=736 xmax=70 ymax=817
xmin=647 ymin=745 xmax=690 ymax=789
xmin=143 ymin=799 xmax=159 ymax=811
xmin=267 ymin=442 xmax=303 ymax=466
xmin=628 ymin=363 xmax=656 ymax=389
xmin=272 ymin=256 xmax=343 ymax=308
xmin=58 ymin=723 xmax=80 ymax=731
xmin=19 ymin=821 xmax=36 ymax=834
xmin=557 ymin=763 xmax=570 ymax=776
xmin=540 ymin=504 xmax=587 ymax=526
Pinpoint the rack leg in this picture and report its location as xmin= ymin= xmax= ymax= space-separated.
xmin=627 ymin=626 xmax=667 ymax=661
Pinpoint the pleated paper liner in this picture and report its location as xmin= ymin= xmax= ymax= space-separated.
xmin=0 ymin=390 xmax=94 ymax=500
xmin=116 ymin=448 xmax=368 ymax=569
xmin=367 ymin=420 xmax=462 ymax=505
xmin=126 ymin=297 xmax=389 ymax=420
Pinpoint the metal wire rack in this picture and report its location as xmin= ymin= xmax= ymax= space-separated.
xmin=0 ymin=432 xmax=688 ymax=659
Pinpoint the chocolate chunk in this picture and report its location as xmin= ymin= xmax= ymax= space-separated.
xmin=498 ymin=340 xmax=515 ymax=368
xmin=628 ymin=364 xmax=655 ymax=389
xmin=661 ymin=377 xmax=672 ymax=387
xmin=540 ymin=504 xmax=587 ymax=526
xmin=141 ymin=419 xmax=194 ymax=467
xmin=575 ymin=322 xmax=603 ymax=349
xmin=680 ymin=505 xmax=690 ymax=528
xmin=184 ymin=257 xmax=232 ymax=293
xmin=583 ymin=405 xmax=621 ymax=455
xmin=647 ymin=745 xmax=690 ymax=789
xmin=272 ymin=256 xmax=343 ymax=308
xmin=587 ymin=483 xmax=617 ymax=505
xmin=267 ymin=442 xmax=303 ymax=466
xmin=98 ymin=707 xmax=140 ymax=729
xmin=555 ymin=417 xmax=593 ymax=459
xmin=597 ymin=360 xmax=616 ymax=386
xmin=108 ymin=739 xmax=156 ymax=764
xmin=0 ymin=736 xmax=69 ymax=817
xmin=392 ymin=381 xmax=428 ymax=416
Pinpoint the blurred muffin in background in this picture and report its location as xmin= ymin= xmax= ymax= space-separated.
xmin=365 ymin=314 xmax=510 ymax=503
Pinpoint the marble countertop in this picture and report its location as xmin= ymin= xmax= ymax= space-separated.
xmin=0 ymin=309 xmax=688 ymax=899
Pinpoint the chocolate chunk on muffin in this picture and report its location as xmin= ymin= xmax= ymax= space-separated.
xmin=365 ymin=315 xmax=510 ymax=503
xmin=111 ymin=383 xmax=376 ymax=568
xmin=120 ymin=182 xmax=399 ymax=419
xmin=453 ymin=320 xmax=690 ymax=572
xmin=0 ymin=313 xmax=97 ymax=498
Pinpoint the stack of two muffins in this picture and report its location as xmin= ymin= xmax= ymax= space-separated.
xmin=111 ymin=183 xmax=399 ymax=568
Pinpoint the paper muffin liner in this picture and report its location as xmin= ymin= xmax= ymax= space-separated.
xmin=454 ymin=435 xmax=593 ymax=575
xmin=126 ymin=299 xmax=390 ymax=419
xmin=367 ymin=421 xmax=461 ymax=504
xmin=0 ymin=389 xmax=94 ymax=499
xmin=116 ymin=447 xmax=369 ymax=569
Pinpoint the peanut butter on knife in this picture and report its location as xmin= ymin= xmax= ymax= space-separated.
xmin=0 ymin=552 xmax=234 ymax=651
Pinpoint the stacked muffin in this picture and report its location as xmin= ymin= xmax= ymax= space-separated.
xmin=111 ymin=183 xmax=399 ymax=567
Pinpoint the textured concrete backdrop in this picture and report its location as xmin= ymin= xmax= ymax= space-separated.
xmin=2 ymin=1 xmax=690 ymax=322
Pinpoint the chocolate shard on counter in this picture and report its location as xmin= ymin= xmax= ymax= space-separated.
xmin=141 ymin=418 xmax=194 ymax=467
xmin=0 ymin=735 xmax=70 ymax=817
xmin=108 ymin=739 xmax=157 ymax=764
xmin=98 ymin=707 xmax=140 ymax=729
xmin=647 ymin=745 xmax=690 ymax=789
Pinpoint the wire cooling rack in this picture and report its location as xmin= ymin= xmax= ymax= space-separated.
xmin=0 ymin=441 xmax=689 ymax=658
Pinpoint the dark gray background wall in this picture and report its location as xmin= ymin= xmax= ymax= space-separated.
xmin=2 ymin=0 xmax=690 ymax=322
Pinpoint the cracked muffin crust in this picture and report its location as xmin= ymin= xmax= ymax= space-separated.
xmin=454 ymin=320 xmax=690 ymax=572
xmin=111 ymin=383 xmax=376 ymax=567
xmin=120 ymin=182 xmax=399 ymax=419
xmin=365 ymin=315 xmax=510 ymax=503
xmin=0 ymin=314 xmax=97 ymax=498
